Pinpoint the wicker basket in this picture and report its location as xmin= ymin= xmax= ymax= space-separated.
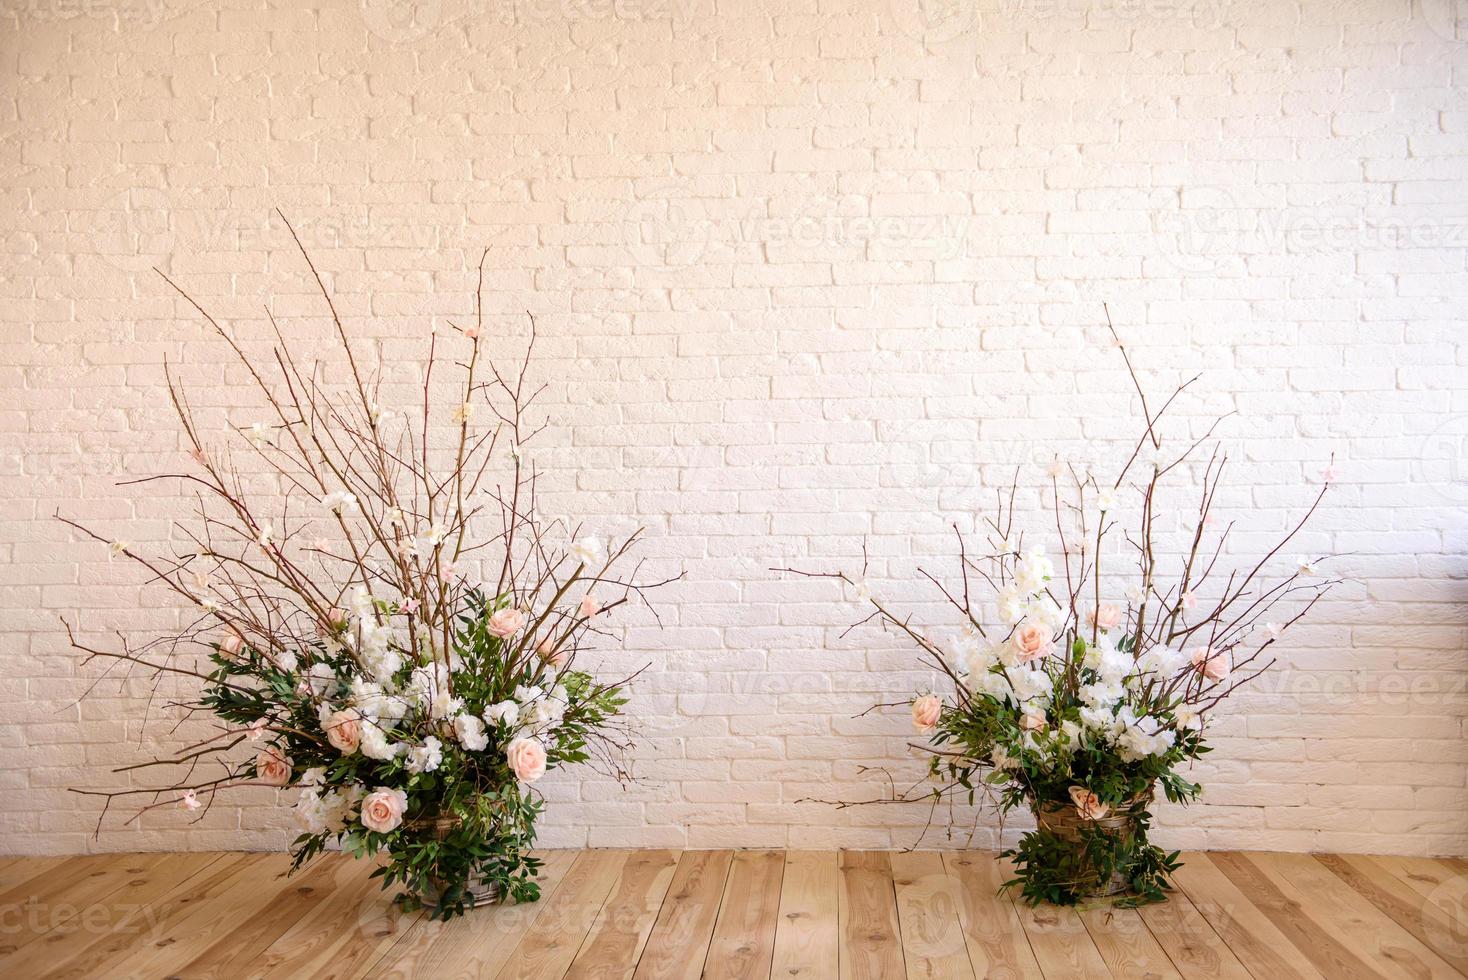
xmin=1030 ymin=792 xmax=1151 ymax=898
xmin=401 ymin=813 xmax=504 ymax=911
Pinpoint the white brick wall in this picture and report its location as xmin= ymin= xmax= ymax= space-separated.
xmin=2 ymin=0 xmax=1466 ymax=857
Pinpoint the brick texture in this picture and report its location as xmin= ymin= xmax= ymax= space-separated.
xmin=2 ymin=0 xmax=1466 ymax=856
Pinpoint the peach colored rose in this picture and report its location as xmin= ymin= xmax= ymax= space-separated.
xmin=360 ymin=787 xmax=407 ymax=833
xmin=1191 ymin=646 xmax=1230 ymax=681
xmin=1088 ymin=604 xmax=1122 ymax=632
xmin=1020 ymin=711 xmax=1046 ymax=732
xmin=219 ymin=633 xmax=243 ymax=657
xmin=256 ymin=745 xmax=292 ymax=786
xmin=324 ymin=707 xmax=362 ymax=754
xmin=579 ymin=594 xmax=599 ymax=619
xmin=1011 ymin=623 xmax=1053 ymax=663
xmin=1068 ymin=786 xmax=1110 ymax=821
xmin=487 ymin=607 xmax=527 ymax=639
xmin=911 ymin=694 xmax=942 ymax=732
xmin=537 ymin=637 xmax=567 ymax=668
xmin=505 ymin=737 xmax=547 ymax=783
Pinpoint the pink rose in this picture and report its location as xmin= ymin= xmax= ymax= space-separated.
xmin=360 ymin=787 xmax=407 ymax=834
xmin=1011 ymin=623 xmax=1053 ymax=663
xmin=537 ymin=637 xmax=567 ymax=668
xmin=579 ymin=594 xmax=599 ymax=618
xmin=1088 ymin=604 xmax=1122 ymax=632
xmin=255 ymin=745 xmax=292 ymax=787
xmin=505 ymin=737 xmax=547 ymax=783
xmin=324 ymin=707 xmax=362 ymax=754
xmin=1020 ymin=711 xmax=1046 ymax=732
xmin=1191 ymin=646 xmax=1230 ymax=681
xmin=487 ymin=607 xmax=527 ymax=639
xmin=911 ymin=694 xmax=942 ymax=732
xmin=219 ymin=633 xmax=243 ymax=657
xmin=1068 ymin=786 xmax=1110 ymax=821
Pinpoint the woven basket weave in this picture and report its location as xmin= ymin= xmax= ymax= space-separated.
xmin=402 ymin=813 xmax=504 ymax=910
xmin=1031 ymin=792 xmax=1151 ymax=898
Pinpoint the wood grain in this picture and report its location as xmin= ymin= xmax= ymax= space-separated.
xmin=704 ymin=850 xmax=785 ymax=980
xmin=563 ymin=848 xmax=680 ymax=980
xmin=890 ymin=851 xmax=974 ymax=980
xmin=837 ymin=850 xmax=904 ymax=980
xmin=942 ymin=852 xmax=1043 ymax=980
xmin=1 ymin=848 xmax=1461 ymax=980
xmin=632 ymin=849 xmax=733 ymax=980
xmin=771 ymin=850 xmax=839 ymax=980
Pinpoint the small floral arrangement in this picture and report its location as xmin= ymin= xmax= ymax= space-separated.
xmin=785 ymin=326 xmax=1335 ymax=907
xmin=63 ymin=232 xmax=674 ymax=918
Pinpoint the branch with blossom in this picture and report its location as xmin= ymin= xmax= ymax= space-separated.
xmin=780 ymin=322 xmax=1337 ymax=906
xmin=61 ymin=220 xmax=679 ymax=917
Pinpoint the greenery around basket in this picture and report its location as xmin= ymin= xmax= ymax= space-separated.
xmin=1002 ymin=814 xmax=1183 ymax=908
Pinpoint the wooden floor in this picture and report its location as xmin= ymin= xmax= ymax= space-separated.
xmin=0 ymin=849 xmax=1465 ymax=978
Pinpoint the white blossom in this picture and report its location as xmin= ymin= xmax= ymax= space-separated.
xmin=570 ymin=537 xmax=603 ymax=567
xmin=320 ymin=490 xmax=358 ymax=514
xmin=406 ymin=736 xmax=443 ymax=774
xmin=484 ymin=700 xmax=520 ymax=727
xmin=453 ymin=713 xmax=489 ymax=751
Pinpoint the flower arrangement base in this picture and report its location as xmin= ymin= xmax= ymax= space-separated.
xmin=1030 ymin=801 xmax=1140 ymax=898
xmin=1007 ymin=789 xmax=1177 ymax=907
xmin=402 ymin=814 xmax=508 ymax=913
xmin=417 ymin=876 xmax=504 ymax=913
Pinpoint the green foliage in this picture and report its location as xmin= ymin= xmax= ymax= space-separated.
xmin=203 ymin=586 xmax=633 ymax=920
xmin=1001 ymin=809 xmax=1183 ymax=908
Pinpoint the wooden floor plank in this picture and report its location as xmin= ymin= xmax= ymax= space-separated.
xmin=704 ymin=850 xmax=786 ymax=980
xmin=891 ymin=851 xmax=976 ymax=980
xmin=942 ymin=853 xmax=1043 ymax=980
xmin=1173 ymin=852 xmax=1327 ymax=980
xmin=563 ymin=848 xmax=680 ymax=980
xmin=494 ymin=849 xmax=629 ymax=980
xmin=176 ymin=854 xmax=372 ymax=978
xmin=1136 ymin=885 xmax=1253 ymax=980
xmin=771 ymin=850 xmax=840 ymax=980
xmin=0 ymin=852 xmax=168 ymax=955
xmin=1010 ymin=898 xmax=1113 ymax=979
xmin=837 ymin=850 xmax=905 ymax=980
xmin=5 ymin=846 xmax=1463 ymax=980
xmin=0 ymin=856 xmax=90 ymax=908
xmin=251 ymin=853 xmax=416 ymax=980
xmin=0 ymin=852 xmax=223 ymax=963
xmin=632 ymin=849 xmax=734 ymax=980
xmin=1371 ymin=855 xmax=1468 ymax=900
xmin=366 ymin=849 xmax=580 ymax=979
xmin=39 ymin=852 xmax=288 ymax=980
xmin=997 ymin=853 xmax=1110 ymax=980
xmin=1210 ymin=851 xmax=1388 ymax=980
xmin=0 ymin=856 xmax=72 ymax=894
xmin=0 ymin=852 xmax=227 ymax=976
xmin=1078 ymin=904 xmax=1184 ymax=980
xmin=1316 ymin=853 xmax=1468 ymax=976
xmin=1251 ymin=851 xmax=1462 ymax=980
xmin=87 ymin=852 xmax=300 ymax=979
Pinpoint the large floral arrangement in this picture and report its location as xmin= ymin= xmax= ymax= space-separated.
xmin=785 ymin=327 xmax=1335 ymax=906
xmin=62 ymin=231 xmax=674 ymax=918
